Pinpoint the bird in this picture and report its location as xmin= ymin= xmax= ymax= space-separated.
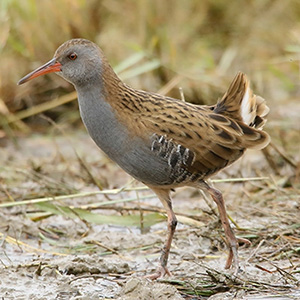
xmin=18 ymin=38 xmax=270 ymax=280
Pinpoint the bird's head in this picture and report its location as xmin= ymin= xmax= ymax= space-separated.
xmin=18 ymin=39 xmax=104 ymax=87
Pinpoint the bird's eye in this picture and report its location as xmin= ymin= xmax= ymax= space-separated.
xmin=68 ymin=53 xmax=77 ymax=60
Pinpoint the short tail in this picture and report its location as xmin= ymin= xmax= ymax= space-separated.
xmin=214 ymin=72 xmax=270 ymax=149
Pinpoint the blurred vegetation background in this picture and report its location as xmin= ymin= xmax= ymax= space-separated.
xmin=0 ymin=0 xmax=299 ymax=137
xmin=0 ymin=2 xmax=299 ymax=296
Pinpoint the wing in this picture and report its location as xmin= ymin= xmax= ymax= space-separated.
xmin=126 ymin=78 xmax=269 ymax=180
xmin=113 ymin=73 xmax=270 ymax=181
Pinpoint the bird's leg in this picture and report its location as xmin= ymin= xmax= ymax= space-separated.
xmin=145 ymin=188 xmax=177 ymax=280
xmin=204 ymin=183 xmax=245 ymax=275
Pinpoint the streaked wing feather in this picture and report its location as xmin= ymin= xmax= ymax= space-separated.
xmin=116 ymin=72 xmax=270 ymax=178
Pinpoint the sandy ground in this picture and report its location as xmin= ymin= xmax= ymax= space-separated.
xmin=0 ymin=100 xmax=299 ymax=299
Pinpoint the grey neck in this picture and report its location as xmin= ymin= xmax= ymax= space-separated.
xmin=76 ymin=83 xmax=131 ymax=160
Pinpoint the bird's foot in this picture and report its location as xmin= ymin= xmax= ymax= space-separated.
xmin=224 ymin=241 xmax=239 ymax=275
xmin=237 ymin=237 xmax=251 ymax=245
xmin=229 ymin=237 xmax=251 ymax=276
xmin=224 ymin=237 xmax=251 ymax=274
xmin=144 ymin=266 xmax=171 ymax=280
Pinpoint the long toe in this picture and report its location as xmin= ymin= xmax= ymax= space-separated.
xmin=231 ymin=246 xmax=240 ymax=276
xmin=237 ymin=237 xmax=251 ymax=245
xmin=145 ymin=266 xmax=172 ymax=280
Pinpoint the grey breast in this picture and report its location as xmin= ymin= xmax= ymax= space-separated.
xmin=76 ymin=87 xmax=174 ymax=186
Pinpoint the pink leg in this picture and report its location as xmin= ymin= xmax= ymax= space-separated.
xmin=205 ymin=184 xmax=244 ymax=274
xmin=145 ymin=188 xmax=177 ymax=280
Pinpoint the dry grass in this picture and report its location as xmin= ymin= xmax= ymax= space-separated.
xmin=1 ymin=0 xmax=300 ymax=112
